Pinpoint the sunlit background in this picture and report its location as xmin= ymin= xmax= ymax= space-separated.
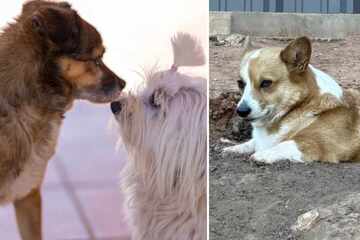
xmin=0 ymin=0 xmax=208 ymax=239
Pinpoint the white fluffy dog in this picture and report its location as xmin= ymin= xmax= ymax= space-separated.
xmin=110 ymin=33 xmax=207 ymax=240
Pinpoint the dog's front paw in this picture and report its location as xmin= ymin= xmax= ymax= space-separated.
xmin=222 ymin=142 xmax=254 ymax=158
xmin=221 ymin=146 xmax=239 ymax=158
xmin=250 ymin=151 xmax=279 ymax=164
xmin=222 ymin=140 xmax=255 ymax=158
xmin=250 ymin=141 xmax=304 ymax=164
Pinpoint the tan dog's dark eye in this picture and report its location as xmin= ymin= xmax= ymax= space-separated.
xmin=237 ymin=79 xmax=245 ymax=90
xmin=260 ymin=79 xmax=272 ymax=88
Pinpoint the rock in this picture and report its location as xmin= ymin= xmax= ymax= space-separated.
xmin=209 ymin=35 xmax=217 ymax=42
xmin=210 ymin=91 xmax=252 ymax=142
xmin=292 ymin=193 xmax=360 ymax=240
xmin=214 ymin=40 xmax=226 ymax=46
xmin=210 ymin=91 xmax=240 ymax=121
xmin=209 ymin=34 xmax=226 ymax=42
xmin=210 ymin=34 xmax=246 ymax=47
xmin=292 ymin=209 xmax=320 ymax=232
xmin=210 ymin=35 xmax=226 ymax=46
xmin=225 ymin=33 xmax=245 ymax=46
xmin=229 ymin=114 xmax=252 ymax=141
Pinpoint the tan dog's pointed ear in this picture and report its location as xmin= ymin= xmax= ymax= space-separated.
xmin=242 ymin=36 xmax=253 ymax=50
xmin=239 ymin=36 xmax=253 ymax=59
xmin=239 ymin=36 xmax=260 ymax=61
xmin=280 ymin=36 xmax=312 ymax=73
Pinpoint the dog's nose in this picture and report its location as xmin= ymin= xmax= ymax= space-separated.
xmin=118 ymin=78 xmax=126 ymax=90
xmin=110 ymin=101 xmax=122 ymax=114
xmin=236 ymin=102 xmax=251 ymax=117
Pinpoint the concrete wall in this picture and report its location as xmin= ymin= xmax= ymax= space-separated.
xmin=210 ymin=12 xmax=232 ymax=36
xmin=210 ymin=11 xmax=360 ymax=39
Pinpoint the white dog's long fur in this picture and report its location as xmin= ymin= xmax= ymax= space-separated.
xmin=114 ymin=33 xmax=207 ymax=240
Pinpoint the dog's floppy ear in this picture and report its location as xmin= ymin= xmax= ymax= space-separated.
xmin=280 ymin=36 xmax=312 ymax=73
xmin=31 ymin=14 xmax=45 ymax=36
xmin=31 ymin=6 xmax=80 ymax=53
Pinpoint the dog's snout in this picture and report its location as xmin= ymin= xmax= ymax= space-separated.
xmin=101 ymin=63 xmax=126 ymax=93
xmin=110 ymin=101 xmax=122 ymax=114
xmin=117 ymin=78 xmax=126 ymax=90
xmin=102 ymin=77 xmax=126 ymax=94
xmin=102 ymin=79 xmax=117 ymax=94
xmin=236 ymin=102 xmax=251 ymax=118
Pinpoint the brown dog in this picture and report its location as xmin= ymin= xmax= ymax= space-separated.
xmin=0 ymin=1 xmax=125 ymax=239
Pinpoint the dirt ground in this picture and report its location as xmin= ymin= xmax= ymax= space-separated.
xmin=209 ymin=35 xmax=360 ymax=240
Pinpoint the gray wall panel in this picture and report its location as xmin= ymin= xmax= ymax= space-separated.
xmin=303 ymin=0 xmax=321 ymax=13
xmin=210 ymin=0 xmax=358 ymax=13
xmin=284 ymin=0 xmax=296 ymax=12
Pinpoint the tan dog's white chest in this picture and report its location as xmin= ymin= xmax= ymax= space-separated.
xmin=252 ymin=115 xmax=316 ymax=152
xmin=252 ymin=127 xmax=279 ymax=151
xmin=0 ymin=121 xmax=61 ymax=204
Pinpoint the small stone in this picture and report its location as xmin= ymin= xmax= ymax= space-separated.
xmin=292 ymin=209 xmax=320 ymax=232
xmin=225 ymin=33 xmax=245 ymax=46
xmin=209 ymin=35 xmax=218 ymax=42
xmin=292 ymin=193 xmax=360 ymax=240
xmin=215 ymin=40 xmax=226 ymax=46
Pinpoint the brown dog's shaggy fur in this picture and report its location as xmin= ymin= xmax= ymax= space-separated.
xmin=0 ymin=1 xmax=125 ymax=239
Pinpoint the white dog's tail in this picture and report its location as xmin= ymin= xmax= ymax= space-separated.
xmin=171 ymin=32 xmax=205 ymax=70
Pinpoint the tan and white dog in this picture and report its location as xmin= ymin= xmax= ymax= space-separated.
xmin=223 ymin=36 xmax=360 ymax=163
xmin=111 ymin=33 xmax=207 ymax=240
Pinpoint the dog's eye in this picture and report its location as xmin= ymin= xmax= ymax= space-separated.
xmin=237 ymin=79 xmax=245 ymax=90
xmin=94 ymin=59 xmax=101 ymax=66
xmin=149 ymin=93 xmax=159 ymax=108
xmin=260 ymin=79 xmax=272 ymax=88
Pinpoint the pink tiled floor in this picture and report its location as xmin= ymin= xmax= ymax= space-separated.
xmin=0 ymin=101 xmax=131 ymax=240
